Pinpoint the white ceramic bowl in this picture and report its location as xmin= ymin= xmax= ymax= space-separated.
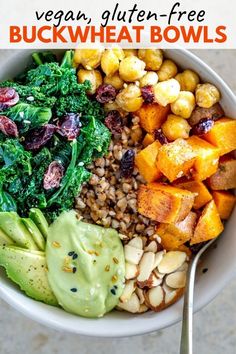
xmin=0 ymin=49 xmax=235 ymax=337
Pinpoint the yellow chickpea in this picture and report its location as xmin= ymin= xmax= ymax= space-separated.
xmin=116 ymin=84 xmax=143 ymax=112
xmin=171 ymin=91 xmax=195 ymax=119
xmin=158 ymin=59 xmax=178 ymax=82
xmin=153 ymin=79 xmax=180 ymax=107
xmin=104 ymin=102 xmax=127 ymax=117
xmin=195 ymin=83 xmax=221 ymax=108
xmin=138 ymin=49 xmax=163 ymax=71
xmin=104 ymin=73 xmax=124 ymax=90
xmin=139 ymin=72 xmax=159 ymax=87
xmin=73 ymin=48 xmax=104 ymax=69
xmin=124 ymin=49 xmax=138 ymax=57
xmin=101 ymin=49 xmax=120 ymax=77
xmin=119 ymin=56 xmax=146 ymax=82
xmin=162 ymin=114 xmax=191 ymax=141
xmin=175 ymin=69 xmax=200 ymax=92
xmin=77 ymin=69 xmax=102 ymax=95
xmin=112 ymin=47 xmax=125 ymax=61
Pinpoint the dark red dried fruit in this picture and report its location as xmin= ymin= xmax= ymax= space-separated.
xmin=0 ymin=87 xmax=19 ymax=107
xmin=43 ymin=161 xmax=64 ymax=190
xmin=24 ymin=124 xmax=56 ymax=150
xmin=188 ymin=241 xmax=207 ymax=254
xmin=57 ymin=113 xmax=81 ymax=140
xmin=154 ymin=129 xmax=168 ymax=144
xmin=120 ymin=149 xmax=135 ymax=178
xmin=96 ymin=84 xmax=117 ymax=104
xmin=0 ymin=115 xmax=18 ymax=137
xmin=191 ymin=118 xmax=214 ymax=136
xmin=141 ymin=85 xmax=154 ymax=104
xmin=104 ymin=110 xmax=123 ymax=134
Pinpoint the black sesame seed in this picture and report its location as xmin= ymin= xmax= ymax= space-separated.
xmin=68 ymin=251 xmax=75 ymax=256
xmin=110 ymin=289 xmax=116 ymax=295
xmin=114 ymin=285 xmax=118 ymax=289
xmin=72 ymin=267 xmax=77 ymax=273
xmin=72 ymin=253 xmax=78 ymax=260
xmin=70 ymin=288 xmax=77 ymax=292
xmin=202 ymin=268 xmax=208 ymax=274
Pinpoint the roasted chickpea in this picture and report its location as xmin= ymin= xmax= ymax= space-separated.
xmin=153 ymin=79 xmax=180 ymax=107
xmin=119 ymin=56 xmax=146 ymax=82
xmin=139 ymin=72 xmax=158 ymax=87
xmin=175 ymin=69 xmax=200 ymax=92
xmin=138 ymin=49 xmax=163 ymax=71
xmin=162 ymin=114 xmax=191 ymax=141
xmin=171 ymin=91 xmax=195 ymax=119
xmin=104 ymin=73 xmax=124 ymax=90
xmin=77 ymin=69 xmax=102 ymax=95
xmin=74 ymin=48 xmax=104 ymax=69
xmin=101 ymin=49 xmax=120 ymax=77
xmin=158 ymin=59 xmax=178 ymax=82
xmin=104 ymin=102 xmax=127 ymax=117
xmin=124 ymin=49 xmax=138 ymax=57
xmin=195 ymin=83 xmax=221 ymax=108
xmin=112 ymin=47 xmax=125 ymax=61
xmin=116 ymin=84 xmax=143 ymax=112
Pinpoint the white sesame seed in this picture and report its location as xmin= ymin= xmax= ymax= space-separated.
xmin=90 ymin=287 xmax=95 ymax=296
xmin=19 ymin=112 xmax=24 ymax=118
xmin=23 ymin=120 xmax=31 ymax=124
xmin=26 ymin=96 xmax=34 ymax=101
xmin=78 ymin=162 xmax=84 ymax=167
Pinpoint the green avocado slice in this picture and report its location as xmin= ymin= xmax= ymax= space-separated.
xmin=0 ymin=246 xmax=58 ymax=306
xmin=29 ymin=208 xmax=49 ymax=239
xmin=0 ymin=228 xmax=14 ymax=246
xmin=21 ymin=218 xmax=46 ymax=251
xmin=0 ymin=212 xmax=38 ymax=250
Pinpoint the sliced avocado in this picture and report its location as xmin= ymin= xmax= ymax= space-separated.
xmin=0 ymin=228 xmax=14 ymax=246
xmin=29 ymin=208 xmax=49 ymax=239
xmin=0 ymin=212 xmax=38 ymax=250
xmin=21 ymin=218 xmax=46 ymax=251
xmin=0 ymin=246 xmax=58 ymax=306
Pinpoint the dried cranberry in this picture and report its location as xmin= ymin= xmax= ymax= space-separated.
xmin=57 ymin=113 xmax=81 ymax=140
xmin=104 ymin=110 xmax=123 ymax=134
xmin=43 ymin=161 xmax=64 ymax=190
xmin=154 ymin=129 xmax=168 ymax=145
xmin=0 ymin=115 xmax=18 ymax=137
xmin=189 ymin=241 xmax=207 ymax=254
xmin=141 ymin=85 xmax=154 ymax=104
xmin=24 ymin=124 xmax=56 ymax=150
xmin=191 ymin=118 xmax=214 ymax=136
xmin=96 ymin=84 xmax=117 ymax=104
xmin=120 ymin=149 xmax=135 ymax=178
xmin=0 ymin=88 xmax=19 ymax=107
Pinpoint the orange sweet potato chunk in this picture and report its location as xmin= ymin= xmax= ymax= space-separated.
xmin=136 ymin=103 xmax=170 ymax=133
xmin=208 ymin=158 xmax=236 ymax=190
xmin=142 ymin=133 xmax=155 ymax=147
xmin=212 ymin=191 xmax=236 ymax=220
xmin=156 ymin=211 xmax=197 ymax=250
xmin=187 ymin=136 xmax=220 ymax=181
xmin=137 ymin=183 xmax=195 ymax=223
xmin=204 ymin=118 xmax=236 ymax=155
xmin=190 ymin=200 xmax=224 ymax=245
xmin=174 ymin=180 xmax=212 ymax=209
xmin=135 ymin=141 xmax=162 ymax=182
xmin=156 ymin=139 xmax=196 ymax=182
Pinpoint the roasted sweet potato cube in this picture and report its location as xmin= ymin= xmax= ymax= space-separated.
xmin=136 ymin=103 xmax=170 ymax=133
xmin=212 ymin=191 xmax=236 ymax=220
xmin=137 ymin=183 xmax=195 ymax=223
xmin=190 ymin=200 xmax=224 ymax=245
xmin=204 ymin=118 xmax=236 ymax=155
xmin=142 ymin=133 xmax=155 ymax=147
xmin=156 ymin=212 xmax=197 ymax=250
xmin=156 ymin=139 xmax=196 ymax=182
xmin=187 ymin=136 xmax=220 ymax=181
xmin=174 ymin=180 xmax=212 ymax=209
xmin=208 ymin=158 xmax=236 ymax=190
xmin=135 ymin=141 xmax=162 ymax=183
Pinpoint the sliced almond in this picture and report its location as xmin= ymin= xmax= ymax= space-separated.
xmin=124 ymin=245 xmax=144 ymax=265
xmin=166 ymin=271 xmax=187 ymax=289
xmin=125 ymin=262 xmax=139 ymax=280
xmin=117 ymin=293 xmax=140 ymax=313
xmin=158 ymin=251 xmax=187 ymax=274
xmin=163 ymin=283 xmax=184 ymax=306
xmin=145 ymin=286 xmax=165 ymax=312
xmin=136 ymin=288 xmax=145 ymax=304
xmin=137 ymin=272 xmax=162 ymax=289
xmin=153 ymin=251 xmax=165 ymax=270
xmin=120 ymin=279 xmax=136 ymax=303
xmin=153 ymin=269 xmax=165 ymax=279
xmin=144 ymin=240 xmax=158 ymax=253
xmin=137 ymin=252 xmax=155 ymax=282
xmin=176 ymin=262 xmax=189 ymax=272
xmin=138 ymin=304 xmax=149 ymax=313
xmin=128 ymin=237 xmax=143 ymax=249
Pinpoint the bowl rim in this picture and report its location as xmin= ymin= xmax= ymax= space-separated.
xmin=0 ymin=48 xmax=236 ymax=337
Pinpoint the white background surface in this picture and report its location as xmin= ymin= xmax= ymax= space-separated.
xmin=0 ymin=50 xmax=235 ymax=354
